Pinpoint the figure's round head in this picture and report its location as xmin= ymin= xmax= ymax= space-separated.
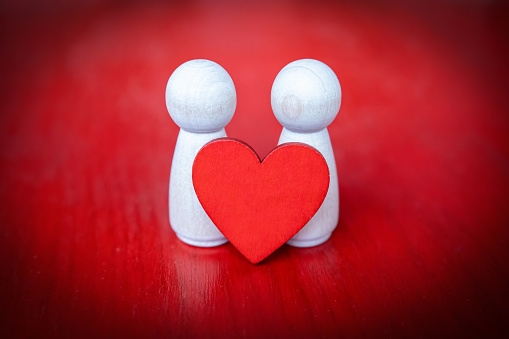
xmin=165 ymin=59 xmax=236 ymax=132
xmin=271 ymin=59 xmax=341 ymax=133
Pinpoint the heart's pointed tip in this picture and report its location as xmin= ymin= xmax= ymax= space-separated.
xmin=243 ymin=253 xmax=268 ymax=264
xmin=194 ymin=137 xmax=329 ymax=265
xmin=237 ymin=247 xmax=274 ymax=264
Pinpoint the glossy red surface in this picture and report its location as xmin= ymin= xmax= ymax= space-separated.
xmin=1 ymin=0 xmax=508 ymax=337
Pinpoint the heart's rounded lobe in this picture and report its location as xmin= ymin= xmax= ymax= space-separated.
xmin=192 ymin=138 xmax=329 ymax=263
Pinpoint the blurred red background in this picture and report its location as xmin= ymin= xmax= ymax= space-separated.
xmin=1 ymin=0 xmax=508 ymax=337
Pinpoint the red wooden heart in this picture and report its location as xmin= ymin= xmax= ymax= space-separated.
xmin=192 ymin=138 xmax=329 ymax=264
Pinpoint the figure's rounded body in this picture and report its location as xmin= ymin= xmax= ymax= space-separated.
xmin=166 ymin=59 xmax=236 ymax=247
xmin=271 ymin=59 xmax=341 ymax=247
xmin=169 ymin=129 xmax=228 ymax=247
xmin=278 ymin=128 xmax=339 ymax=247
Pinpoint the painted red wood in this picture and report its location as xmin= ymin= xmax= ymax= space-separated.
xmin=1 ymin=0 xmax=508 ymax=338
xmin=193 ymin=139 xmax=329 ymax=263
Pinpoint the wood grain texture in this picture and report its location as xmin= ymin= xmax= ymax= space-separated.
xmin=1 ymin=0 xmax=508 ymax=338
xmin=170 ymin=129 xmax=229 ymax=247
xmin=273 ymin=59 xmax=341 ymax=247
xmin=167 ymin=59 xmax=236 ymax=247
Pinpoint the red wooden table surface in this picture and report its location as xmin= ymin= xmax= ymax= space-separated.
xmin=1 ymin=0 xmax=508 ymax=337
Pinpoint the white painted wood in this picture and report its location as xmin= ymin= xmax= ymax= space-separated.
xmin=272 ymin=59 xmax=341 ymax=247
xmin=278 ymin=128 xmax=339 ymax=247
xmin=166 ymin=59 xmax=236 ymax=247
xmin=169 ymin=129 xmax=228 ymax=247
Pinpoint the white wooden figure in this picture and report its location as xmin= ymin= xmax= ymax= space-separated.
xmin=166 ymin=59 xmax=236 ymax=247
xmin=271 ymin=59 xmax=341 ymax=247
